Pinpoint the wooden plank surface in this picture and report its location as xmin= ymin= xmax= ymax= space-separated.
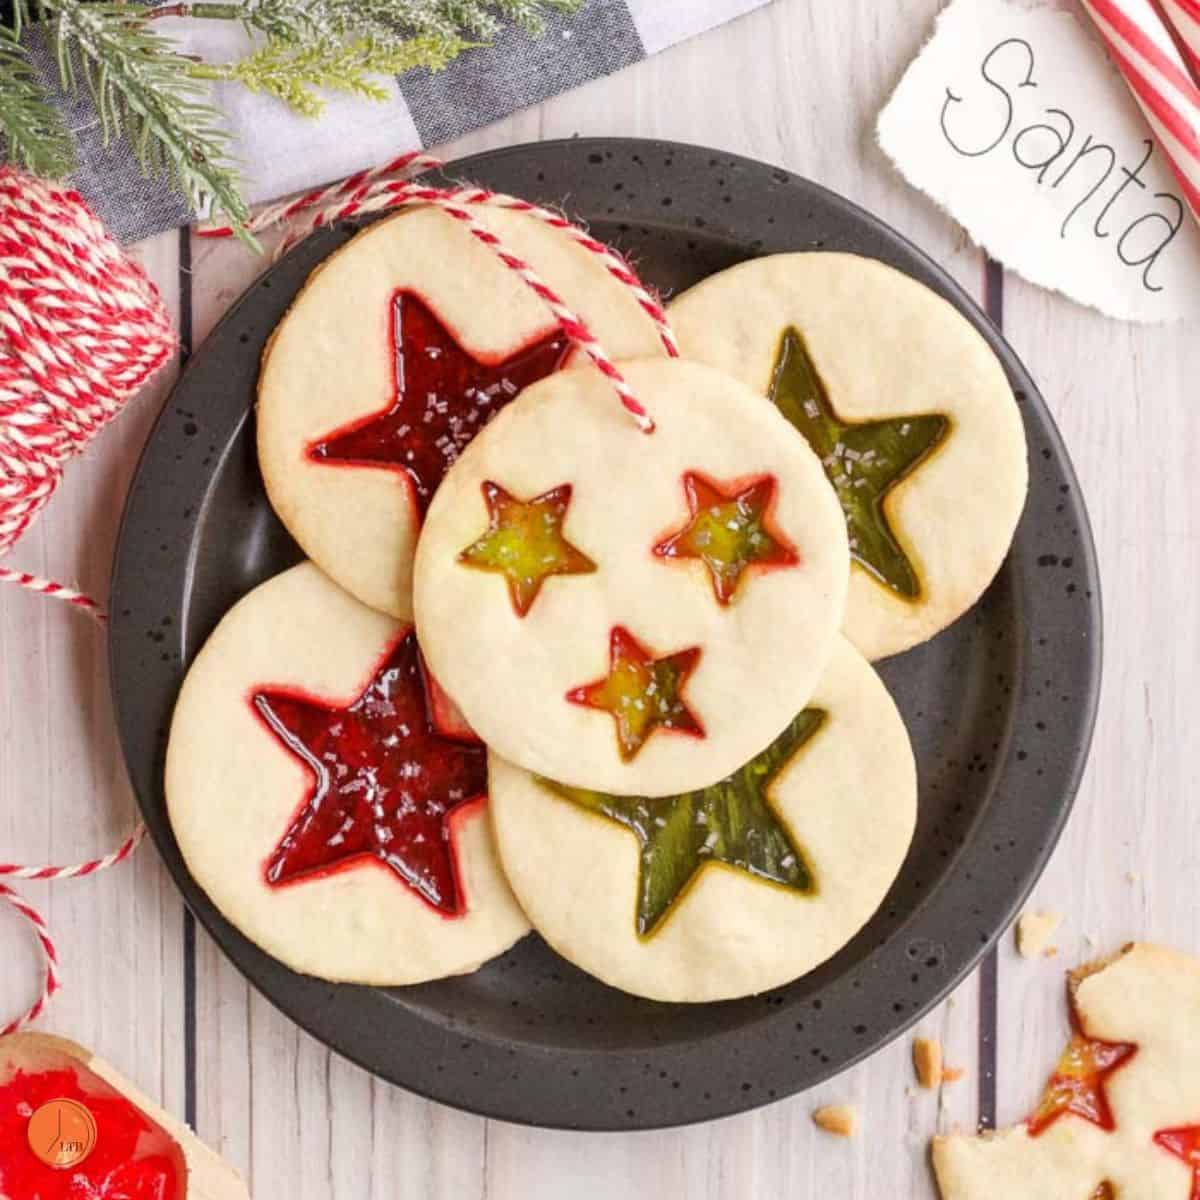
xmin=2 ymin=0 xmax=1195 ymax=1194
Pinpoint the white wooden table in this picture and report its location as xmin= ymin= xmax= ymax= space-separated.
xmin=3 ymin=2 xmax=1197 ymax=1194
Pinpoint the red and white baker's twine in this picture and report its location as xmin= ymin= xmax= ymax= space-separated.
xmin=1080 ymin=0 xmax=1200 ymax=221
xmin=1 ymin=167 xmax=175 ymax=1036
xmin=202 ymin=150 xmax=681 ymax=433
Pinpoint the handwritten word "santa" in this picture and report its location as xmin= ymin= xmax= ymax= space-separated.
xmin=940 ymin=38 xmax=1184 ymax=292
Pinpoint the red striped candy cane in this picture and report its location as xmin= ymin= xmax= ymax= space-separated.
xmin=1157 ymin=0 xmax=1200 ymax=81
xmin=1080 ymin=0 xmax=1200 ymax=221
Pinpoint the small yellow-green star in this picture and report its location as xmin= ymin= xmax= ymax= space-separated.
xmin=458 ymin=481 xmax=596 ymax=617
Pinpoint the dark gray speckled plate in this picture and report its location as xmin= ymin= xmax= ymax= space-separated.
xmin=109 ymin=138 xmax=1101 ymax=1131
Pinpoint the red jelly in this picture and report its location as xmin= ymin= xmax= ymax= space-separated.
xmin=253 ymin=630 xmax=486 ymax=915
xmin=0 ymin=1068 xmax=179 ymax=1200
xmin=1154 ymin=1127 xmax=1200 ymax=1200
xmin=566 ymin=626 xmax=704 ymax=762
xmin=308 ymin=291 xmax=570 ymax=514
xmin=1026 ymin=1018 xmax=1136 ymax=1137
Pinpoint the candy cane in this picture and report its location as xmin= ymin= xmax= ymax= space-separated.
xmin=1156 ymin=0 xmax=1200 ymax=82
xmin=1080 ymin=0 xmax=1200 ymax=221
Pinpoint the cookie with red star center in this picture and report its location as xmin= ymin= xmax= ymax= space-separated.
xmin=668 ymin=253 xmax=1028 ymax=660
xmin=165 ymin=562 xmax=529 ymax=984
xmin=933 ymin=944 xmax=1200 ymax=1199
xmin=413 ymin=358 xmax=851 ymax=797
xmin=488 ymin=635 xmax=917 ymax=1002
xmin=257 ymin=205 xmax=667 ymax=621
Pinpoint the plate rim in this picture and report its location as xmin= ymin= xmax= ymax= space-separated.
xmin=109 ymin=135 xmax=1102 ymax=1131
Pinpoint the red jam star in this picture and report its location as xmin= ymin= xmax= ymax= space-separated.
xmin=253 ymin=630 xmax=486 ymax=915
xmin=1026 ymin=998 xmax=1137 ymax=1136
xmin=566 ymin=626 xmax=704 ymax=761
xmin=1155 ymin=1127 xmax=1200 ymax=1200
xmin=458 ymin=481 xmax=597 ymax=617
xmin=308 ymin=291 xmax=569 ymax=515
xmin=653 ymin=472 xmax=799 ymax=604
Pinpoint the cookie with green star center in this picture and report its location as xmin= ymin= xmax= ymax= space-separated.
xmin=488 ymin=636 xmax=916 ymax=1002
xmin=668 ymin=253 xmax=1028 ymax=660
xmin=933 ymin=944 xmax=1200 ymax=1200
xmin=413 ymin=358 xmax=850 ymax=798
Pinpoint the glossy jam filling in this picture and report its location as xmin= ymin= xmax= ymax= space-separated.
xmin=253 ymin=630 xmax=486 ymax=915
xmin=566 ymin=626 xmax=704 ymax=762
xmin=308 ymin=291 xmax=570 ymax=514
xmin=1154 ymin=1127 xmax=1200 ymax=1200
xmin=0 ymin=1068 xmax=179 ymax=1200
xmin=768 ymin=326 xmax=949 ymax=599
xmin=542 ymin=708 xmax=823 ymax=936
xmin=653 ymin=471 xmax=799 ymax=605
xmin=1026 ymin=1019 xmax=1137 ymax=1136
xmin=458 ymin=481 xmax=596 ymax=616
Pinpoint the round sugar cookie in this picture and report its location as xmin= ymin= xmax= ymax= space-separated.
xmin=933 ymin=944 xmax=1200 ymax=1200
xmin=165 ymin=562 xmax=529 ymax=984
xmin=257 ymin=206 xmax=668 ymax=621
xmin=488 ymin=635 xmax=917 ymax=1002
xmin=668 ymin=253 xmax=1028 ymax=660
xmin=413 ymin=357 xmax=850 ymax=797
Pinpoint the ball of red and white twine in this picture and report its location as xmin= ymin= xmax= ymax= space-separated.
xmin=2 ymin=153 xmax=677 ymax=1035
xmin=0 ymin=167 xmax=173 ymax=1036
xmin=1080 ymin=0 xmax=1200 ymax=222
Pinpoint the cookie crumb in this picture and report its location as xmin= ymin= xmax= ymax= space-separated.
xmin=913 ymin=1037 xmax=944 ymax=1089
xmin=942 ymin=1066 xmax=965 ymax=1084
xmin=1016 ymin=910 xmax=1062 ymax=958
xmin=1125 ymin=871 xmax=1141 ymax=884
xmin=1084 ymin=931 xmax=1099 ymax=947
xmin=813 ymin=1104 xmax=858 ymax=1137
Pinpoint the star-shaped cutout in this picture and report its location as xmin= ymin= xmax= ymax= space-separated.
xmin=542 ymin=708 xmax=824 ymax=936
xmin=308 ymin=291 xmax=569 ymax=515
xmin=458 ymin=480 xmax=597 ymax=616
xmin=566 ymin=626 xmax=704 ymax=762
xmin=1026 ymin=1000 xmax=1137 ymax=1136
xmin=252 ymin=630 xmax=486 ymax=915
xmin=1154 ymin=1127 xmax=1200 ymax=1199
xmin=653 ymin=471 xmax=799 ymax=604
xmin=768 ymin=326 xmax=949 ymax=599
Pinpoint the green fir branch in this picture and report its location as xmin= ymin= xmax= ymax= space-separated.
xmin=0 ymin=23 xmax=75 ymax=177
xmin=238 ymin=0 xmax=581 ymax=45
xmin=193 ymin=33 xmax=469 ymax=117
xmin=46 ymin=1 xmax=252 ymax=242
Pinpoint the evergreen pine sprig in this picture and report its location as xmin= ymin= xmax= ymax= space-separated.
xmin=47 ymin=0 xmax=251 ymax=240
xmin=193 ymin=33 xmax=471 ymax=117
xmin=0 ymin=24 xmax=75 ymax=177
xmin=0 ymin=0 xmax=581 ymax=242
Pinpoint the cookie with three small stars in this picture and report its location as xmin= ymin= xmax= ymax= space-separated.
xmin=413 ymin=357 xmax=850 ymax=798
xmin=487 ymin=635 xmax=916 ymax=1002
xmin=933 ymin=944 xmax=1200 ymax=1200
xmin=257 ymin=205 xmax=668 ymax=621
xmin=668 ymin=253 xmax=1028 ymax=660
xmin=165 ymin=561 xmax=530 ymax=984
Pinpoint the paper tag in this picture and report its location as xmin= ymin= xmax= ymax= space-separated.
xmin=878 ymin=0 xmax=1200 ymax=322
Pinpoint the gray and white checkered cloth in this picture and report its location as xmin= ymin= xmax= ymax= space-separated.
xmin=24 ymin=0 xmax=772 ymax=243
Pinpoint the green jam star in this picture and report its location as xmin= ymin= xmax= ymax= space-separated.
xmin=458 ymin=480 xmax=597 ymax=617
xmin=768 ymin=327 xmax=950 ymax=599
xmin=540 ymin=708 xmax=825 ymax=937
